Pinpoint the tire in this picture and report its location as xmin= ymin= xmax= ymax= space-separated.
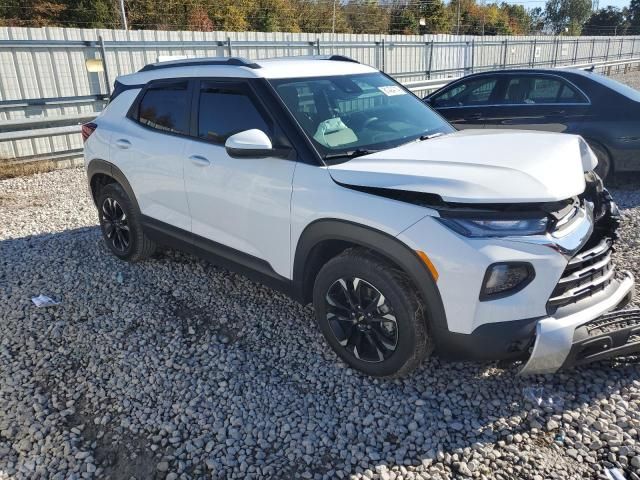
xmin=587 ymin=140 xmax=612 ymax=181
xmin=96 ymin=183 xmax=156 ymax=262
xmin=312 ymin=248 xmax=433 ymax=378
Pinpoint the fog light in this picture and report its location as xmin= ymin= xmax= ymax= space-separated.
xmin=480 ymin=262 xmax=534 ymax=300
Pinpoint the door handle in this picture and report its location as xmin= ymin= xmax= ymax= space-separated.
xmin=465 ymin=112 xmax=483 ymax=120
xmin=550 ymin=110 xmax=566 ymax=115
xmin=189 ymin=155 xmax=211 ymax=167
xmin=115 ymin=138 xmax=131 ymax=149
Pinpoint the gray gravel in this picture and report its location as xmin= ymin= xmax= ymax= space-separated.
xmin=2 ymin=74 xmax=640 ymax=480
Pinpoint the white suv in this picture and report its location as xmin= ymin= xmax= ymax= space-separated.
xmin=83 ymin=56 xmax=636 ymax=377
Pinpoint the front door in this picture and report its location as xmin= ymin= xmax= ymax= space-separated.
xmin=182 ymin=80 xmax=296 ymax=278
xmin=428 ymin=75 xmax=501 ymax=129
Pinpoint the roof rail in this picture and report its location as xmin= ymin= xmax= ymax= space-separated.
xmin=326 ymin=55 xmax=359 ymax=63
xmin=259 ymin=55 xmax=360 ymax=64
xmin=139 ymin=57 xmax=261 ymax=72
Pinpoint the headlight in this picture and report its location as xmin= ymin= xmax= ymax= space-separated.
xmin=435 ymin=217 xmax=548 ymax=238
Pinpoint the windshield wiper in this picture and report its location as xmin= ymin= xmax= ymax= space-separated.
xmin=418 ymin=132 xmax=446 ymax=141
xmin=323 ymin=148 xmax=379 ymax=160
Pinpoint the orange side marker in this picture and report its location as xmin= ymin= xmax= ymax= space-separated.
xmin=416 ymin=250 xmax=439 ymax=282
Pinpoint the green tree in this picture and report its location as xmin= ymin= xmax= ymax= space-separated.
xmin=627 ymin=0 xmax=640 ymax=32
xmin=544 ymin=0 xmax=593 ymax=35
xmin=63 ymin=0 xmax=117 ymax=28
xmin=416 ymin=0 xmax=451 ymax=34
xmin=583 ymin=6 xmax=627 ymax=35
xmin=345 ymin=0 xmax=389 ymax=34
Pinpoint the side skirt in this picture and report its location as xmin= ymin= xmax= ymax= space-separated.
xmin=141 ymin=215 xmax=299 ymax=301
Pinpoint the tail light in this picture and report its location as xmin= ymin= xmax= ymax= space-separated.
xmin=81 ymin=122 xmax=97 ymax=143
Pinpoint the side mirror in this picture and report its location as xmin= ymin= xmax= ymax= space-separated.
xmin=225 ymin=129 xmax=279 ymax=158
xmin=423 ymin=96 xmax=433 ymax=105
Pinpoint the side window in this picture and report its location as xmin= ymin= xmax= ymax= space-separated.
xmin=137 ymin=81 xmax=189 ymax=134
xmin=198 ymin=83 xmax=270 ymax=144
xmin=558 ymin=83 xmax=587 ymax=103
xmin=503 ymin=76 xmax=587 ymax=104
xmin=432 ymin=78 xmax=497 ymax=108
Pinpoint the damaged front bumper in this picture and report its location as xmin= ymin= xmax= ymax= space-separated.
xmin=520 ymin=271 xmax=636 ymax=375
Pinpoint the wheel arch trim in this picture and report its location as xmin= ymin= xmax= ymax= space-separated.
xmin=292 ymin=218 xmax=448 ymax=332
xmin=87 ymin=159 xmax=141 ymax=213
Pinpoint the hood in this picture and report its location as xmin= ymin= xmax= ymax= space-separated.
xmin=327 ymin=130 xmax=591 ymax=204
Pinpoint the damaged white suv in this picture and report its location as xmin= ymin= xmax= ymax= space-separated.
xmin=83 ymin=56 xmax=636 ymax=377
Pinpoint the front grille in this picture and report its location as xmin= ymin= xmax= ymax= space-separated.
xmin=548 ymin=237 xmax=615 ymax=310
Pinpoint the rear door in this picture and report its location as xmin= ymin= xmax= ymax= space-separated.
xmin=111 ymin=79 xmax=192 ymax=231
xmin=482 ymin=74 xmax=590 ymax=133
xmin=427 ymin=75 xmax=501 ymax=129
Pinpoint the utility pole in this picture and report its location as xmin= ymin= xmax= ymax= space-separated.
xmin=331 ymin=0 xmax=337 ymax=52
xmin=456 ymin=0 xmax=461 ymax=35
xmin=119 ymin=0 xmax=128 ymax=30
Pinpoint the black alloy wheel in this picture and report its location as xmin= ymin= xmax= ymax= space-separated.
xmin=101 ymin=197 xmax=130 ymax=253
xmin=325 ymin=277 xmax=399 ymax=363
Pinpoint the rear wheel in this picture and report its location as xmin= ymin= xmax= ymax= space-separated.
xmin=313 ymin=248 xmax=433 ymax=377
xmin=97 ymin=183 xmax=156 ymax=262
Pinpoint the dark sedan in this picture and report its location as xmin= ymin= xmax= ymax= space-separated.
xmin=424 ymin=68 xmax=640 ymax=179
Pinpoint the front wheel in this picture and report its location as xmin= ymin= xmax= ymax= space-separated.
xmin=313 ymin=248 xmax=433 ymax=377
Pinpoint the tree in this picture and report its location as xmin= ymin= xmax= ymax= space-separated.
xmin=62 ymin=0 xmax=117 ymax=29
xmin=416 ymin=0 xmax=451 ymax=34
xmin=544 ymin=0 xmax=593 ymax=35
xmin=528 ymin=7 xmax=546 ymax=33
xmin=583 ymin=6 xmax=627 ymax=35
xmin=345 ymin=0 xmax=389 ymax=34
xmin=187 ymin=6 xmax=213 ymax=32
xmin=628 ymin=0 xmax=640 ymax=32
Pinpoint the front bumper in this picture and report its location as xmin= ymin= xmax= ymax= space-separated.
xmin=520 ymin=271 xmax=636 ymax=375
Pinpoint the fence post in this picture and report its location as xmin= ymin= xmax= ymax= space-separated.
xmin=98 ymin=35 xmax=112 ymax=95
xmin=381 ymin=38 xmax=386 ymax=72
xmin=316 ymin=39 xmax=321 ymax=55
xmin=573 ymin=38 xmax=578 ymax=64
xmin=552 ymin=38 xmax=559 ymax=67
xmin=427 ymin=40 xmax=434 ymax=79
xmin=530 ymin=37 xmax=537 ymax=67
xmin=589 ymin=37 xmax=595 ymax=63
xmin=605 ymin=37 xmax=611 ymax=62
xmin=226 ymin=37 xmax=232 ymax=57
xmin=470 ymin=39 xmax=475 ymax=73
xmin=502 ymin=39 xmax=508 ymax=68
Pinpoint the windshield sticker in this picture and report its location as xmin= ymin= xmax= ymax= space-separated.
xmin=378 ymin=86 xmax=406 ymax=96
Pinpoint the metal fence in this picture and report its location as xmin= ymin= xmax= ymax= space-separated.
xmin=1 ymin=27 xmax=640 ymax=167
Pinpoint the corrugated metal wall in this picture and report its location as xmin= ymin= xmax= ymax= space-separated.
xmin=1 ymin=26 xmax=638 ymax=163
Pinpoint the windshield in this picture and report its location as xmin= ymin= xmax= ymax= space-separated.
xmin=270 ymin=73 xmax=454 ymax=160
xmin=588 ymin=72 xmax=640 ymax=102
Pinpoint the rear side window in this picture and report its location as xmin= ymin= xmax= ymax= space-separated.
xmin=503 ymin=76 xmax=587 ymax=104
xmin=432 ymin=77 xmax=498 ymax=107
xmin=198 ymin=83 xmax=270 ymax=144
xmin=137 ymin=81 xmax=189 ymax=134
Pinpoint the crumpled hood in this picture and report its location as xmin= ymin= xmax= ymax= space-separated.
xmin=327 ymin=129 xmax=592 ymax=204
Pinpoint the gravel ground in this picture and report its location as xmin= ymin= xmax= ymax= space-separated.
xmin=2 ymin=79 xmax=640 ymax=480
